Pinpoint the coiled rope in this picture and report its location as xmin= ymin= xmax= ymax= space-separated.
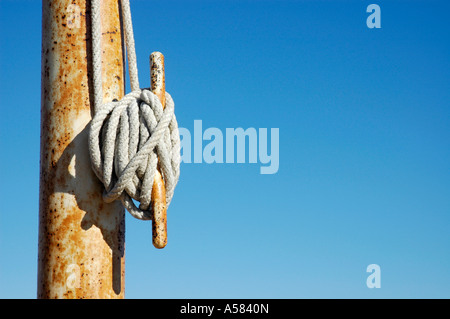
xmin=88 ymin=0 xmax=180 ymax=221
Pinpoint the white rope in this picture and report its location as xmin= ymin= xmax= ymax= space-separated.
xmin=120 ymin=0 xmax=140 ymax=92
xmin=90 ymin=0 xmax=103 ymax=112
xmin=88 ymin=0 xmax=180 ymax=220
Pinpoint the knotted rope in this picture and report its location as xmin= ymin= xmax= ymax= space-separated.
xmin=88 ymin=0 xmax=180 ymax=220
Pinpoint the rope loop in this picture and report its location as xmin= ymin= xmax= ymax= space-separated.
xmin=88 ymin=0 xmax=180 ymax=223
xmin=89 ymin=89 xmax=180 ymax=220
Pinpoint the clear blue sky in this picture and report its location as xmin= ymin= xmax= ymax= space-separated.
xmin=1 ymin=0 xmax=449 ymax=298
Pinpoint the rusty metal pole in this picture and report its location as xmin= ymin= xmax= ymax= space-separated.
xmin=150 ymin=52 xmax=168 ymax=249
xmin=38 ymin=0 xmax=126 ymax=298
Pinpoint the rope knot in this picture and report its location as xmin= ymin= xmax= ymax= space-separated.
xmin=89 ymin=89 xmax=180 ymax=220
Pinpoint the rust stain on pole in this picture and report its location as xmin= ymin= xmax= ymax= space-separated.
xmin=38 ymin=0 xmax=125 ymax=298
xmin=150 ymin=52 xmax=167 ymax=249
